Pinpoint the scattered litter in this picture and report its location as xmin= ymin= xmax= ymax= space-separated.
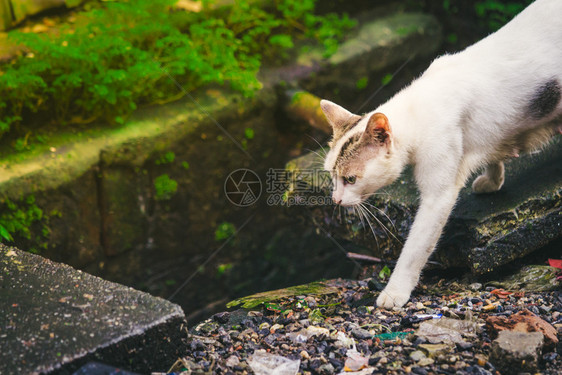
xmin=548 ymin=259 xmax=562 ymax=269
xmin=414 ymin=313 xmax=442 ymax=320
xmin=343 ymin=349 xmax=369 ymax=371
xmin=332 ymin=330 xmax=356 ymax=348
xmin=373 ymin=331 xmax=411 ymax=341
xmin=415 ymin=317 xmax=480 ymax=345
xmin=248 ymin=350 xmax=300 ymax=375
xmin=490 ymin=289 xmax=513 ymax=298
xmin=288 ymin=325 xmax=329 ymax=343
xmin=339 ymin=368 xmax=374 ymax=375
xmin=483 ymin=302 xmax=501 ymax=311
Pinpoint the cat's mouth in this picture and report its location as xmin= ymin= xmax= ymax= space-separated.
xmin=333 ymin=198 xmax=366 ymax=207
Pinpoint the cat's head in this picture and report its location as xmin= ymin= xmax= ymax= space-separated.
xmin=321 ymin=100 xmax=401 ymax=206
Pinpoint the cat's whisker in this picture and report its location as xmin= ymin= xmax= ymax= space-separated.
xmin=356 ymin=204 xmax=380 ymax=249
xmin=363 ymin=202 xmax=402 ymax=244
xmin=306 ymin=135 xmax=329 ymax=157
xmin=353 ymin=205 xmax=366 ymax=232
xmin=359 ymin=202 xmax=402 ymax=244
xmin=360 ymin=202 xmax=399 ymax=243
xmin=305 ymin=148 xmax=328 ymax=164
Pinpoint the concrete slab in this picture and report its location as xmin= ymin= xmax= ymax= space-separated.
xmin=0 ymin=245 xmax=187 ymax=374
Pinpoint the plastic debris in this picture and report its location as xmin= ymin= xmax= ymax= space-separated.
xmin=373 ymin=331 xmax=411 ymax=341
xmin=288 ymin=325 xmax=330 ymax=343
xmin=414 ymin=313 xmax=443 ymax=320
xmin=548 ymin=259 xmax=562 ymax=269
xmin=339 ymin=369 xmax=374 ymax=375
xmin=343 ymin=349 xmax=369 ymax=371
xmin=332 ymin=330 xmax=356 ymax=348
xmin=415 ymin=317 xmax=480 ymax=345
xmin=248 ymin=350 xmax=300 ymax=375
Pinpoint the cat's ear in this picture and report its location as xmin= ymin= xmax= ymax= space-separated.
xmin=320 ymin=100 xmax=359 ymax=131
xmin=362 ymin=112 xmax=391 ymax=145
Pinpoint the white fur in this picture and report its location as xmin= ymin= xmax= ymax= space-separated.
xmin=323 ymin=0 xmax=562 ymax=309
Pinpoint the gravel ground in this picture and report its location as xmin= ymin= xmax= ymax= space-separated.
xmin=164 ymin=273 xmax=562 ymax=375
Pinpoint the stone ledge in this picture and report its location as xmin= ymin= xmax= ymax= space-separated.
xmin=0 ymin=245 xmax=187 ymax=374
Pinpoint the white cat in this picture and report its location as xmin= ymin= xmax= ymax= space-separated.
xmin=321 ymin=0 xmax=562 ymax=309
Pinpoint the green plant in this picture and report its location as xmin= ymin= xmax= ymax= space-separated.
xmin=244 ymin=127 xmax=255 ymax=140
xmin=378 ymin=265 xmax=391 ymax=282
xmin=0 ymin=195 xmax=48 ymax=252
xmin=356 ymin=77 xmax=368 ymax=90
xmin=155 ymin=151 xmax=176 ymax=165
xmin=154 ymin=174 xmax=178 ymax=200
xmin=381 ymin=74 xmax=393 ymax=86
xmin=475 ymin=0 xmax=532 ymax=30
xmin=215 ymin=221 xmax=236 ymax=241
xmin=216 ymin=262 xmax=233 ymax=278
xmin=0 ymin=0 xmax=355 ymax=147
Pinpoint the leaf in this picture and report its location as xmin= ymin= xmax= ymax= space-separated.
xmin=269 ymin=34 xmax=294 ymax=49
xmin=0 ymin=224 xmax=13 ymax=242
xmin=379 ymin=265 xmax=391 ymax=281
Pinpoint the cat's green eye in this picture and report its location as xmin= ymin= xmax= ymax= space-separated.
xmin=343 ymin=176 xmax=356 ymax=185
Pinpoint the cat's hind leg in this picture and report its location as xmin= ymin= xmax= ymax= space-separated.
xmin=472 ymin=161 xmax=505 ymax=194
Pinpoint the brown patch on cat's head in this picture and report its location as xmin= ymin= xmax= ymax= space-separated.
xmin=333 ymin=112 xmax=393 ymax=177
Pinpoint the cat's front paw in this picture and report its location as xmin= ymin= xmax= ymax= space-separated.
xmin=376 ymin=287 xmax=410 ymax=309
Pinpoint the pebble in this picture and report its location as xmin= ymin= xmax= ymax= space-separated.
xmin=351 ymin=328 xmax=372 ymax=340
xmin=166 ymin=278 xmax=562 ymax=375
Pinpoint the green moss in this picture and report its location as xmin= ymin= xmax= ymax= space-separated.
xmin=154 ymin=174 xmax=178 ymax=201
xmin=356 ymin=77 xmax=368 ymax=89
xmin=226 ymin=281 xmax=339 ymax=309
xmin=215 ymin=221 xmax=236 ymax=241
xmin=155 ymin=151 xmax=175 ymax=165
xmin=0 ymin=0 xmax=354 ymax=147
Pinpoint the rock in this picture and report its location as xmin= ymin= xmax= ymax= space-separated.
xmin=227 ymin=281 xmax=339 ymax=309
xmin=464 ymin=365 xmax=492 ymax=375
xmin=485 ymin=309 xmax=558 ymax=350
xmin=0 ymin=246 xmax=187 ymax=374
xmin=351 ymin=328 xmax=373 ymax=340
xmin=213 ymin=311 xmax=230 ymax=324
xmin=284 ymin=91 xmax=331 ymax=134
xmin=318 ymin=363 xmax=336 ymax=374
xmin=418 ymin=343 xmax=453 ymax=359
xmin=417 ymin=357 xmax=435 ymax=367
xmin=490 ymin=331 xmax=544 ymax=373
xmin=409 ymin=350 xmax=427 ymax=362
xmin=487 ymin=265 xmax=560 ymax=292
xmin=299 ymin=13 xmax=442 ymax=96
xmin=226 ymin=355 xmax=240 ymax=368
xmin=468 ymin=283 xmax=482 ymax=291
